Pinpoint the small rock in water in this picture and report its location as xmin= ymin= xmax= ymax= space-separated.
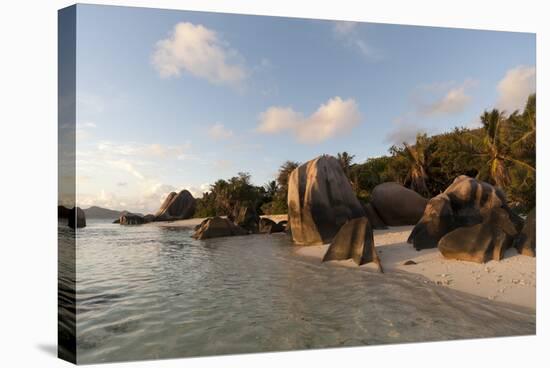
xmin=403 ymin=260 xmax=417 ymax=265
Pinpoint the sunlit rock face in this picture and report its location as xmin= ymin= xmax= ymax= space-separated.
xmin=408 ymin=175 xmax=525 ymax=263
xmin=287 ymin=155 xmax=365 ymax=246
xmin=322 ymin=217 xmax=382 ymax=271
xmin=154 ymin=190 xmax=196 ymax=221
xmin=192 ymin=216 xmax=248 ymax=240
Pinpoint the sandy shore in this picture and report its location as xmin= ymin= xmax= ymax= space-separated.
xmin=296 ymin=226 xmax=536 ymax=310
xmin=153 ymin=217 xmax=535 ymax=310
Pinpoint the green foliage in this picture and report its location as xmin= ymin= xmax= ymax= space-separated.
xmin=193 ymin=94 xmax=536 ymax=217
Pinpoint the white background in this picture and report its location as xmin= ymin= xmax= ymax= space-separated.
xmin=0 ymin=0 xmax=547 ymax=367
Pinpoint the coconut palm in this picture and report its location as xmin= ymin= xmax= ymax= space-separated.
xmin=477 ymin=109 xmax=535 ymax=188
xmin=277 ymin=161 xmax=300 ymax=192
xmin=391 ymin=133 xmax=430 ymax=197
xmin=263 ymin=180 xmax=278 ymax=201
xmin=336 ymin=151 xmax=355 ymax=177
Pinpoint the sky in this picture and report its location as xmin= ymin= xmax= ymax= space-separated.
xmin=70 ymin=4 xmax=536 ymax=214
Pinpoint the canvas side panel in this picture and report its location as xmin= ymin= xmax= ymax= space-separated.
xmin=58 ymin=5 xmax=77 ymax=364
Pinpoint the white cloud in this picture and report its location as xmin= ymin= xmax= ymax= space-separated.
xmin=419 ymin=79 xmax=476 ymax=116
xmin=152 ymin=22 xmax=247 ymax=86
xmin=257 ymin=97 xmax=362 ymax=144
xmin=497 ymin=65 xmax=535 ymax=112
xmin=97 ymin=141 xmax=191 ymax=160
xmin=208 ymin=123 xmax=234 ymax=140
xmin=333 ymin=21 xmax=358 ymax=36
xmin=332 ymin=21 xmax=379 ymax=60
xmin=257 ymin=107 xmax=302 ymax=134
xmin=187 ymin=183 xmax=211 ymax=198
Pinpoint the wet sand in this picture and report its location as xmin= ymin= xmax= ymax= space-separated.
xmin=296 ymin=226 xmax=536 ymax=310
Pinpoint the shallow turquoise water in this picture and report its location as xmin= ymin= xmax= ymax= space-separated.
xmin=59 ymin=220 xmax=535 ymax=364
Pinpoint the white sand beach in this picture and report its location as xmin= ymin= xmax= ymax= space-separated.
xmin=296 ymin=226 xmax=536 ymax=310
xmin=153 ymin=217 xmax=535 ymax=310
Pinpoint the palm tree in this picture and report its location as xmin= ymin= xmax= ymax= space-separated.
xmin=391 ymin=133 xmax=430 ymax=197
xmin=277 ymin=161 xmax=300 ymax=192
xmin=511 ymin=94 xmax=536 ymax=156
xmin=264 ymin=180 xmax=278 ymax=201
xmin=477 ymin=109 xmax=535 ymax=188
xmin=337 ymin=151 xmax=355 ymax=178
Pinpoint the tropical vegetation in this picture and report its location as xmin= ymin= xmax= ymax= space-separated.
xmin=193 ymin=94 xmax=536 ymax=217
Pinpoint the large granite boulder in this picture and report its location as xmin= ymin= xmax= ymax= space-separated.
xmin=258 ymin=218 xmax=285 ymax=234
xmin=192 ymin=216 xmax=248 ymax=240
xmin=370 ymin=182 xmax=428 ymax=226
xmin=513 ymin=208 xmax=536 ymax=257
xmin=119 ymin=213 xmax=146 ymax=225
xmin=68 ymin=207 xmax=86 ymax=229
xmin=408 ymin=176 xmax=523 ymax=262
xmin=407 ymin=194 xmax=454 ymax=249
xmin=155 ymin=190 xmax=196 ymax=221
xmin=363 ymin=203 xmax=387 ymax=230
xmin=287 ymin=155 xmax=365 ymax=245
xmin=322 ymin=217 xmax=382 ymax=271
xmin=230 ymin=205 xmax=260 ymax=233
xmin=438 ymin=208 xmax=517 ymax=263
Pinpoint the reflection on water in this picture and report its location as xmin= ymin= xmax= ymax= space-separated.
xmin=61 ymin=220 xmax=535 ymax=364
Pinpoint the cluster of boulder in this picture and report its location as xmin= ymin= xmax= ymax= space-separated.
xmin=286 ymin=155 xmax=535 ymax=269
xmin=287 ymin=155 xmax=383 ymax=271
xmin=191 ymin=205 xmax=288 ymax=240
xmin=58 ymin=205 xmax=86 ymax=229
xmin=408 ymin=175 xmax=536 ymax=263
xmin=115 ymin=190 xmax=196 ymax=225
xmin=107 ymin=153 xmax=537 ymax=267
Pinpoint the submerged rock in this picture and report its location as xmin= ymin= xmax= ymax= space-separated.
xmin=370 ymin=182 xmax=428 ymax=226
xmin=155 ymin=190 xmax=196 ymax=221
xmin=322 ymin=217 xmax=382 ymax=271
xmin=192 ymin=217 xmax=248 ymax=240
xmin=258 ymin=217 xmax=285 ymax=234
xmin=287 ymin=155 xmax=365 ymax=245
xmin=119 ymin=213 xmax=146 ymax=225
xmin=513 ymin=208 xmax=536 ymax=257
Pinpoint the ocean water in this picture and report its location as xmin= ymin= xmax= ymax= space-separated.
xmin=59 ymin=220 xmax=535 ymax=364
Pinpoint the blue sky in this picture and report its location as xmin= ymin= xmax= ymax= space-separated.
xmin=72 ymin=4 xmax=535 ymax=213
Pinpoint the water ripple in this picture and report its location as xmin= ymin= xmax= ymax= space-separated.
xmin=62 ymin=220 xmax=535 ymax=364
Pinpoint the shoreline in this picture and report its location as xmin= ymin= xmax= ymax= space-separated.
xmin=296 ymin=226 xmax=536 ymax=311
xmin=150 ymin=217 xmax=535 ymax=311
